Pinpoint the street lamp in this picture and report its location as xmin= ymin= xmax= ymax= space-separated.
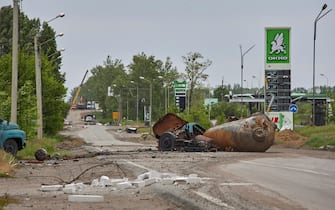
xmin=139 ymin=76 xmax=152 ymax=135
xmin=239 ymin=44 xmax=255 ymax=117
xmin=130 ymin=80 xmax=139 ymax=122
xmin=157 ymin=75 xmax=168 ymax=114
xmin=312 ymin=3 xmax=332 ymax=126
xmin=320 ymin=73 xmax=329 ymax=87
xmin=47 ymin=48 xmax=65 ymax=58
xmin=35 ymin=14 xmax=65 ymax=139
xmin=113 ymin=84 xmax=122 ymax=123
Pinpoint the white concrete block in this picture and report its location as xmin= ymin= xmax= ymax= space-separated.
xmin=136 ymin=172 xmax=150 ymax=181
xmin=110 ymin=178 xmax=128 ymax=185
xmin=91 ymin=178 xmax=101 ymax=187
xmin=40 ymin=185 xmax=63 ymax=192
xmin=174 ymin=177 xmax=188 ymax=184
xmin=116 ymin=181 xmax=133 ymax=190
xmin=186 ymin=177 xmax=202 ymax=184
xmin=63 ymin=183 xmax=85 ymax=194
xmin=148 ymin=170 xmax=161 ymax=179
xmin=144 ymin=178 xmax=156 ymax=186
xmin=132 ymin=180 xmax=145 ymax=188
xmin=161 ymin=178 xmax=174 ymax=185
xmin=68 ymin=195 xmax=104 ymax=202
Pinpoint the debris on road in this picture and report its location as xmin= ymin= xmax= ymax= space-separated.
xmin=204 ymin=113 xmax=277 ymax=152
xmin=153 ymin=112 xmax=277 ymax=152
xmin=39 ymin=170 xmax=207 ymax=196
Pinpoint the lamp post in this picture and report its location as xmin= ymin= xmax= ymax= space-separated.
xmin=239 ymin=44 xmax=255 ymax=118
xmin=113 ymin=84 xmax=122 ymax=123
xmin=139 ymin=76 xmax=152 ymax=135
xmin=47 ymin=48 xmax=65 ymax=58
xmin=312 ymin=4 xmax=332 ymax=126
xmin=320 ymin=73 xmax=329 ymax=87
xmin=130 ymin=81 xmax=139 ymax=122
xmin=35 ymin=14 xmax=65 ymax=139
xmin=157 ymin=75 xmax=168 ymax=114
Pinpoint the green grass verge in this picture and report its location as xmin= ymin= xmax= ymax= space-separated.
xmin=16 ymin=135 xmax=66 ymax=160
xmin=295 ymin=124 xmax=335 ymax=148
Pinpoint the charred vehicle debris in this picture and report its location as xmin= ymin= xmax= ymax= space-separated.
xmin=153 ymin=113 xmax=277 ymax=152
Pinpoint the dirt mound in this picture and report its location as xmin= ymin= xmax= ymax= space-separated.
xmin=275 ymin=129 xmax=308 ymax=148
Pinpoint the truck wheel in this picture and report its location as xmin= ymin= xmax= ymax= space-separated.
xmin=3 ymin=139 xmax=18 ymax=156
xmin=159 ymin=132 xmax=175 ymax=151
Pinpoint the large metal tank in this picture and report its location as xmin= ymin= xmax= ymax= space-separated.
xmin=203 ymin=113 xmax=277 ymax=152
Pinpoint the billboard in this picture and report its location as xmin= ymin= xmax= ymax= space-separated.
xmin=265 ymin=27 xmax=291 ymax=70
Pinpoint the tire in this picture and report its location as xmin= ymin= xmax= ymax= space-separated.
xmin=158 ymin=132 xmax=176 ymax=151
xmin=3 ymin=139 xmax=18 ymax=156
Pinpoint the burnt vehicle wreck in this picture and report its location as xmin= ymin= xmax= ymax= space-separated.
xmin=153 ymin=113 xmax=276 ymax=152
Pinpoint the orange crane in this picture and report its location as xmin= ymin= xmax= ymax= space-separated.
xmin=71 ymin=70 xmax=88 ymax=109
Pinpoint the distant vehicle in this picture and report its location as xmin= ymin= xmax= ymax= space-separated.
xmin=84 ymin=114 xmax=96 ymax=125
xmin=0 ymin=118 xmax=26 ymax=155
xmin=223 ymin=93 xmax=255 ymax=101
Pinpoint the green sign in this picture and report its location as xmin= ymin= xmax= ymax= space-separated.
xmin=174 ymin=81 xmax=187 ymax=89
xmin=265 ymin=28 xmax=290 ymax=65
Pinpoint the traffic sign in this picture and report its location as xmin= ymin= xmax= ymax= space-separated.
xmin=289 ymin=104 xmax=298 ymax=113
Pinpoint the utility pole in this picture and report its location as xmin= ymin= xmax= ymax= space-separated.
xmin=11 ymin=0 xmax=19 ymax=123
xmin=34 ymin=35 xmax=43 ymax=139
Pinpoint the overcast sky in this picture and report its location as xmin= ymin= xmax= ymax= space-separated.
xmin=1 ymin=0 xmax=335 ymax=97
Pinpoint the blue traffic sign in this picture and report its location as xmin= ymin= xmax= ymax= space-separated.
xmin=289 ymin=104 xmax=298 ymax=113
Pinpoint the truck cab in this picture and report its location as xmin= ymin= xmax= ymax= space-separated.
xmin=0 ymin=118 xmax=26 ymax=155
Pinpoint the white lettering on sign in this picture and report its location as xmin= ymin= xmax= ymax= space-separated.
xmin=268 ymin=56 xmax=288 ymax=61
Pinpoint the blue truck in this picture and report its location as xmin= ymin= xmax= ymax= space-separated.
xmin=0 ymin=118 xmax=26 ymax=155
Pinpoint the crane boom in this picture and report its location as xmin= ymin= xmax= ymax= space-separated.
xmin=71 ymin=70 xmax=89 ymax=109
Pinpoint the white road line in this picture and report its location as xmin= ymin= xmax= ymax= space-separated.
xmin=122 ymin=160 xmax=153 ymax=171
xmin=240 ymin=160 xmax=330 ymax=176
xmin=193 ymin=191 xmax=234 ymax=209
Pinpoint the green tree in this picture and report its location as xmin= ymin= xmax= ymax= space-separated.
xmin=128 ymin=53 xmax=165 ymax=121
xmin=0 ymin=5 xmax=67 ymax=136
xmin=182 ymin=52 xmax=212 ymax=111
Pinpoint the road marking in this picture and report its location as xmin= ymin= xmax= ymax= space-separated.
xmin=220 ymin=182 xmax=254 ymax=186
xmin=240 ymin=160 xmax=330 ymax=176
xmin=193 ymin=191 xmax=234 ymax=209
xmin=122 ymin=160 xmax=153 ymax=171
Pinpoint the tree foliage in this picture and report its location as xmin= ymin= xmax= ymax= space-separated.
xmin=0 ymin=5 xmax=67 ymax=136
xmin=182 ymin=52 xmax=212 ymax=111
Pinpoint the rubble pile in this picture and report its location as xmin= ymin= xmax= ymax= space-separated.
xmin=40 ymin=170 xmax=206 ymax=202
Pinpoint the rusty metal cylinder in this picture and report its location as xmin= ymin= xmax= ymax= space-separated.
xmin=203 ymin=113 xmax=277 ymax=152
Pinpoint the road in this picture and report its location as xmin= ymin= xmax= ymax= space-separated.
xmin=78 ymin=125 xmax=141 ymax=146
xmin=61 ymin=110 xmax=335 ymax=209
xmin=223 ymin=156 xmax=335 ymax=210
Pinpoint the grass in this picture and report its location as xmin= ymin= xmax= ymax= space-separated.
xmin=0 ymin=151 xmax=16 ymax=176
xmin=295 ymin=124 xmax=335 ymax=148
xmin=0 ymin=194 xmax=17 ymax=210
xmin=16 ymin=135 xmax=66 ymax=160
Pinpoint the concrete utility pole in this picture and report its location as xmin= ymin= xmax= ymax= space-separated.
xmin=11 ymin=0 xmax=19 ymax=123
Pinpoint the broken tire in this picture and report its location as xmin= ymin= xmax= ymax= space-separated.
xmin=3 ymin=139 xmax=18 ymax=156
xmin=35 ymin=148 xmax=49 ymax=161
xmin=158 ymin=132 xmax=176 ymax=151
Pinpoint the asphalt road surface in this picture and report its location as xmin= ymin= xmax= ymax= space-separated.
xmin=78 ymin=125 xmax=141 ymax=146
xmin=223 ymin=156 xmax=335 ymax=210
